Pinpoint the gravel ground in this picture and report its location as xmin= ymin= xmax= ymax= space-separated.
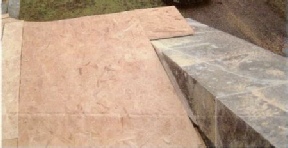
xmin=178 ymin=0 xmax=286 ymax=56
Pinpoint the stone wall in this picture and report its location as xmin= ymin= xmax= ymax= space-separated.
xmin=8 ymin=0 xmax=20 ymax=18
xmin=1 ymin=0 xmax=8 ymax=14
xmin=1 ymin=0 xmax=20 ymax=18
xmin=152 ymin=18 xmax=288 ymax=147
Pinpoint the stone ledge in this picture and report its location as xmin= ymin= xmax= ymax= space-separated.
xmin=152 ymin=18 xmax=288 ymax=147
xmin=8 ymin=0 xmax=20 ymax=19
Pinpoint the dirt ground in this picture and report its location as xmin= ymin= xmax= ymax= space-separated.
xmin=178 ymin=0 xmax=286 ymax=56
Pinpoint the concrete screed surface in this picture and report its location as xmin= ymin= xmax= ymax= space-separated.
xmin=1 ymin=13 xmax=19 ymax=41
xmin=152 ymin=18 xmax=288 ymax=147
xmin=2 ymin=7 xmax=205 ymax=147
xmin=2 ymin=20 xmax=23 ymax=147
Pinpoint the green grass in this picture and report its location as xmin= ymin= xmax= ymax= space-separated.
xmin=20 ymin=0 xmax=165 ymax=21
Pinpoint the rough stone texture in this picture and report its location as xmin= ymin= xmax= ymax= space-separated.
xmin=8 ymin=0 xmax=20 ymax=19
xmin=2 ymin=21 xmax=23 ymax=148
xmin=218 ymin=84 xmax=288 ymax=147
xmin=216 ymin=101 xmax=273 ymax=147
xmin=17 ymin=9 xmax=203 ymax=147
xmin=152 ymin=18 xmax=288 ymax=147
xmin=1 ymin=2 xmax=8 ymax=14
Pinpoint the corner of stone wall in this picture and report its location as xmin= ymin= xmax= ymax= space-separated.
xmin=7 ymin=0 xmax=20 ymax=19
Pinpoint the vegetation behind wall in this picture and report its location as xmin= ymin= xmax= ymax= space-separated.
xmin=266 ymin=0 xmax=286 ymax=18
xmin=20 ymin=0 xmax=164 ymax=21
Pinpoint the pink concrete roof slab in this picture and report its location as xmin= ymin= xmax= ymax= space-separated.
xmin=16 ymin=7 xmax=202 ymax=147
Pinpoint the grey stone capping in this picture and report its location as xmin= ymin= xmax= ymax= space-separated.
xmin=8 ymin=0 xmax=20 ymax=19
xmin=152 ymin=18 xmax=288 ymax=147
xmin=2 ymin=1 xmax=8 ymax=14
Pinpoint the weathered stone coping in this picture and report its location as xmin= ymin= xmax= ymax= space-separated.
xmin=152 ymin=18 xmax=288 ymax=147
xmin=8 ymin=0 xmax=20 ymax=19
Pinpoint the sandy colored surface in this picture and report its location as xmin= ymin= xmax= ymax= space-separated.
xmin=2 ymin=21 xmax=23 ymax=131
xmin=14 ymin=7 xmax=203 ymax=147
xmin=1 ymin=14 xmax=21 ymax=41
xmin=2 ymin=14 xmax=9 ymax=19
xmin=2 ymin=21 xmax=24 ymax=148
xmin=2 ymin=17 xmax=18 ymax=24
xmin=2 ymin=138 xmax=18 ymax=148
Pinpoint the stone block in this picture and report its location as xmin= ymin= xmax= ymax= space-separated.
xmin=216 ymin=102 xmax=273 ymax=147
xmin=8 ymin=0 xmax=20 ymax=19
xmin=153 ymin=19 xmax=288 ymax=147
xmin=1 ymin=2 xmax=8 ymax=14
xmin=218 ymin=84 xmax=288 ymax=147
